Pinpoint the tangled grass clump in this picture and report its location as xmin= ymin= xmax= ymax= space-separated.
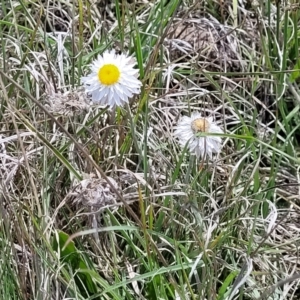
xmin=0 ymin=0 xmax=300 ymax=299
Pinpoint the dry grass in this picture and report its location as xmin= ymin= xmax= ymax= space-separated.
xmin=0 ymin=0 xmax=300 ymax=299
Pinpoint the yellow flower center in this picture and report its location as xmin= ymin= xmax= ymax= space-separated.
xmin=191 ymin=118 xmax=210 ymax=133
xmin=98 ymin=64 xmax=120 ymax=85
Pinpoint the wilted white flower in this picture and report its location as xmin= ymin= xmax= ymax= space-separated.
xmin=45 ymin=87 xmax=90 ymax=116
xmin=72 ymin=176 xmax=121 ymax=210
xmin=174 ymin=112 xmax=223 ymax=159
xmin=81 ymin=50 xmax=142 ymax=108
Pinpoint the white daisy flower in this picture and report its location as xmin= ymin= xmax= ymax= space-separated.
xmin=81 ymin=50 xmax=142 ymax=108
xmin=174 ymin=112 xmax=223 ymax=159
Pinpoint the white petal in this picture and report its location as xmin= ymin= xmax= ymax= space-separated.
xmin=174 ymin=113 xmax=223 ymax=159
xmin=81 ymin=50 xmax=142 ymax=108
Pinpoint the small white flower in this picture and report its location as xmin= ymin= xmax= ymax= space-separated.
xmin=81 ymin=50 xmax=142 ymax=108
xmin=174 ymin=112 xmax=223 ymax=159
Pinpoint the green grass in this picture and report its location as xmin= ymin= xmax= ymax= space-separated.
xmin=0 ymin=0 xmax=300 ymax=299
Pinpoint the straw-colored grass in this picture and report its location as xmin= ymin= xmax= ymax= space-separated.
xmin=0 ymin=0 xmax=300 ymax=299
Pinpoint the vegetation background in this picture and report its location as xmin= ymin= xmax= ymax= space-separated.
xmin=0 ymin=0 xmax=300 ymax=299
